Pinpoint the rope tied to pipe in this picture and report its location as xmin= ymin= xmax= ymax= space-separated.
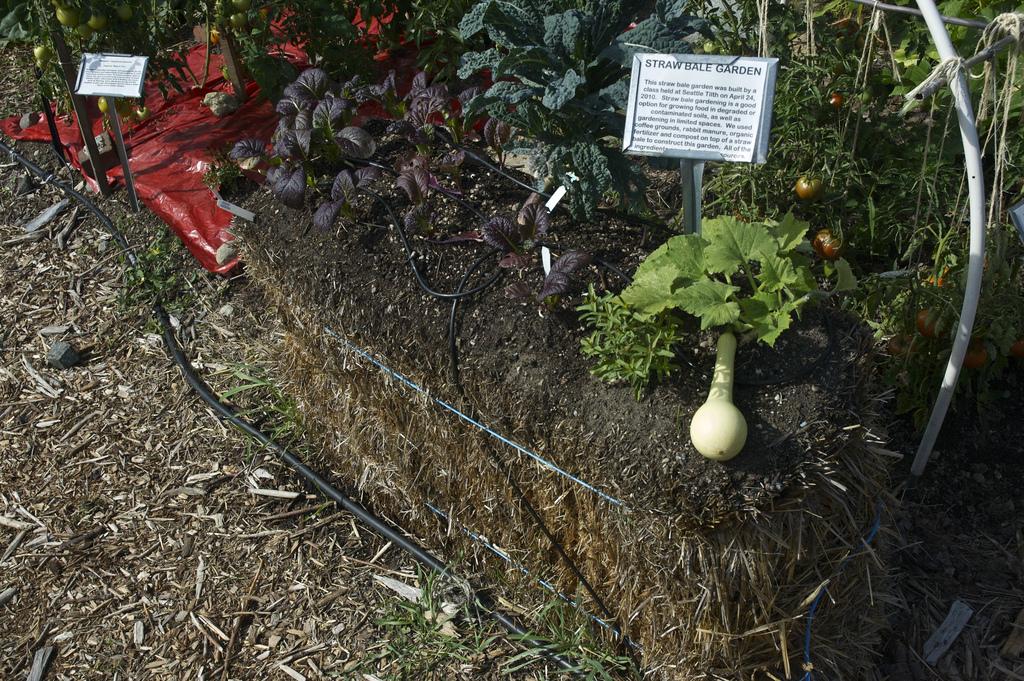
xmin=900 ymin=56 xmax=967 ymax=113
xmin=977 ymin=12 xmax=1024 ymax=121
xmin=976 ymin=12 xmax=1022 ymax=224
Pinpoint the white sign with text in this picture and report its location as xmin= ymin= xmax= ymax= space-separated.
xmin=74 ymin=53 xmax=149 ymax=99
xmin=622 ymin=54 xmax=778 ymax=163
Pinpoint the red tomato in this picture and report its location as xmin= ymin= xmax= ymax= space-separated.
xmin=829 ymin=92 xmax=844 ymax=109
xmin=963 ymin=340 xmax=988 ymax=369
xmin=812 ymin=228 xmax=842 ymax=261
xmin=1010 ymin=338 xmax=1024 ymax=358
xmin=916 ymin=309 xmax=943 ymax=338
xmin=926 ymin=267 xmax=949 ymax=287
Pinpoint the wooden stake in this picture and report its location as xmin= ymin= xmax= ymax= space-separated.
xmin=49 ymin=29 xmax=111 ymax=197
xmin=219 ymin=28 xmax=247 ymax=103
xmin=107 ymin=101 xmax=141 ymax=212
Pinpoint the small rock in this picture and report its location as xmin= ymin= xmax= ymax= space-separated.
xmin=13 ymin=173 xmax=34 ymax=196
xmin=46 ymin=341 xmax=80 ymax=370
xmin=215 ymin=241 xmax=237 ymax=266
xmin=202 ymin=91 xmax=241 ymax=118
xmin=18 ymin=112 xmax=39 ymax=130
xmin=217 ymin=303 xmax=234 ymax=318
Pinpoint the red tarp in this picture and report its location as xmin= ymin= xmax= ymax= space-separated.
xmin=1 ymin=41 xmax=310 ymax=273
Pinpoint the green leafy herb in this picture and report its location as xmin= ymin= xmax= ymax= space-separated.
xmin=578 ymin=285 xmax=684 ymax=400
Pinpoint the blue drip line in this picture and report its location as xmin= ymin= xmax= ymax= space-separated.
xmin=324 ymin=325 xmax=625 ymax=507
xmin=425 ymin=502 xmax=640 ymax=649
xmin=801 ymin=503 xmax=883 ymax=681
xmin=322 ymin=325 xmax=883 ymax=672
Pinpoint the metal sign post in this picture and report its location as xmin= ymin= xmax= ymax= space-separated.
xmin=106 ymin=101 xmax=141 ymax=212
xmin=51 ymin=31 xmax=110 ymax=196
xmin=679 ymin=159 xmax=706 ymax=235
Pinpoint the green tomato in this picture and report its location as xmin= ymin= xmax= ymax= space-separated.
xmin=76 ymin=22 xmax=94 ymax=38
xmin=56 ymin=6 xmax=80 ymax=26
xmin=87 ymin=14 xmax=107 ymax=30
xmin=33 ymin=45 xmax=54 ymax=67
xmin=116 ymin=4 xmax=133 ymax=20
xmin=702 ymin=40 xmax=718 ymax=55
xmin=135 ymin=106 xmax=150 ymax=120
xmin=232 ymin=0 xmax=251 ymax=10
xmin=229 ymin=12 xmax=246 ymax=29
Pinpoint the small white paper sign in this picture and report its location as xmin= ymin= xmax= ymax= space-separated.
xmin=74 ymin=53 xmax=149 ymax=99
xmin=622 ymin=54 xmax=778 ymax=163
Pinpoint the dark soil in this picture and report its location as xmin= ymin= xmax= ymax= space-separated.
xmin=235 ymin=128 xmax=871 ymax=522
xmin=879 ymin=375 xmax=1024 ymax=679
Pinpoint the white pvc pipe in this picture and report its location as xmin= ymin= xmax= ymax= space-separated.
xmin=910 ymin=0 xmax=987 ymax=476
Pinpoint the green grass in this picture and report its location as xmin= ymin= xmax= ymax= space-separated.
xmin=119 ymin=228 xmax=198 ymax=316
xmin=346 ymin=565 xmax=640 ymax=680
xmin=211 ymin=362 xmax=306 ymax=459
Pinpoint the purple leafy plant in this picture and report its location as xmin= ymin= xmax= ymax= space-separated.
xmin=480 ymin=195 xmax=552 ymax=266
xmin=397 ymin=167 xmax=430 ymax=205
xmin=506 ymin=250 xmax=593 ymax=307
xmin=229 ymin=68 xmax=378 ymax=215
xmin=313 ymin=166 xmax=381 ymax=232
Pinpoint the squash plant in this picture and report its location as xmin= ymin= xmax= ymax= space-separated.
xmin=619 ymin=214 xmax=854 ymax=345
xmin=457 ymin=0 xmax=709 ymax=218
xmin=605 ymin=214 xmax=854 ymax=459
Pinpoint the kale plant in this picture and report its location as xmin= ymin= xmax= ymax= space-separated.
xmin=458 ymin=0 xmax=709 ymax=218
xmin=230 ymin=68 xmax=379 ymax=223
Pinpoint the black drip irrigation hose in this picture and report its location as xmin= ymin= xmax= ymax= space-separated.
xmin=363 ymin=188 xmax=503 ymax=300
xmin=0 ymin=137 xmax=585 ymax=676
xmin=442 ymin=135 xmax=660 ymax=231
xmin=448 ymin=250 xmax=496 ymax=386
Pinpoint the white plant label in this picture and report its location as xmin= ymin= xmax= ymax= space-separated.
xmin=1010 ymin=200 xmax=1024 ymax=245
xmin=213 ymin=189 xmax=255 ymax=222
xmin=541 ymin=246 xmax=552 ymax=275
xmin=622 ymin=54 xmax=778 ymax=163
xmin=74 ymin=53 xmax=149 ymax=99
xmin=545 ymin=186 xmax=567 ymax=211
